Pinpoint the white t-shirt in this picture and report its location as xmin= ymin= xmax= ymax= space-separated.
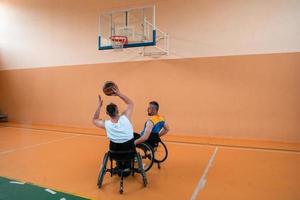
xmin=104 ymin=115 xmax=134 ymax=143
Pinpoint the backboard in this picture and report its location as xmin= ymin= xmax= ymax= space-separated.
xmin=98 ymin=6 xmax=156 ymax=50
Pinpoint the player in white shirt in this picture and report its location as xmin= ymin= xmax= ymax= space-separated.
xmin=92 ymin=86 xmax=134 ymax=174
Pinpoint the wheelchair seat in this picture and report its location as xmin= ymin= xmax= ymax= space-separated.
xmin=108 ymin=149 xmax=135 ymax=177
xmin=109 ymin=149 xmax=136 ymax=161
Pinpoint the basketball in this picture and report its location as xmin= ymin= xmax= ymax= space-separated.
xmin=102 ymin=81 xmax=118 ymax=96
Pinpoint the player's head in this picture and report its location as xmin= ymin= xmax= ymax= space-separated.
xmin=147 ymin=101 xmax=159 ymax=116
xmin=106 ymin=103 xmax=119 ymax=118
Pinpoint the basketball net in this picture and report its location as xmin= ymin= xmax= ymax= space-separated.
xmin=110 ymin=36 xmax=128 ymax=51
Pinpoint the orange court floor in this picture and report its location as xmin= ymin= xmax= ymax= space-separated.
xmin=0 ymin=124 xmax=300 ymax=200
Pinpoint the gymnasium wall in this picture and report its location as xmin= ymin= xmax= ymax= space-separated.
xmin=0 ymin=0 xmax=299 ymax=69
xmin=0 ymin=0 xmax=299 ymax=142
xmin=0 ymin=52 xmax=300 ymax=142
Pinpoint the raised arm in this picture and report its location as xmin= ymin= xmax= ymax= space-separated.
xmin=112 ymin=87 xmax=134 ymax=119
xmin=92 ymin=95 xmax=105 ymax=129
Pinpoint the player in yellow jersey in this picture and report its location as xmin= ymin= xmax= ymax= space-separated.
xmin=134 ymin=101 xmax=169 ymax=147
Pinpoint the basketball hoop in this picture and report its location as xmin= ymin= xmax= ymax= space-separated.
xmin=110 ymin=36 xmax=128 ymax=50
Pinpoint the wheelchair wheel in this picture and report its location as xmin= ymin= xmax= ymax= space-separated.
xmin=154 ymin=140 xmax=168 ymax=163
xmin=136 ymin=143 xmax=154 ymax=172
xmin=97 ymin=152 xmax=109 ymax=188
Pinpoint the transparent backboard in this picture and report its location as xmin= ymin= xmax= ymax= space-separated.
xmin=98 ymin=6 xmax=156 ymax=50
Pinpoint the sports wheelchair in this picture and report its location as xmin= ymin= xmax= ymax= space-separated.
xmin=97 ymin=149 xmax=147 ymax=194
xmin=136 ymin=137 xmax=168 ymax=171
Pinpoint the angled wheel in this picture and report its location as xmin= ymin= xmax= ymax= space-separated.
xmin=154 ymin=140 xmax=168 ymax=163
xmin=97 ymin=152 xmax=109 ymax=188
xmin=136 ymin=143 xmax=154 ymax=172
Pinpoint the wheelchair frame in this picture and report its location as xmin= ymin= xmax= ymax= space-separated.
xmin=97 ymin=150 xmax=147 ymax=194
xmin=136 ymin=138 xmax=168 ymax=171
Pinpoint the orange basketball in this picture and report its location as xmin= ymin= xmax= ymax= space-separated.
xmin=102 ymin=81 xmax=118 ymax=96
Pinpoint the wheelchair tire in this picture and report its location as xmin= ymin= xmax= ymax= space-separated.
xmin=136 ymin=143 xmax=154 ymax=172
xmin=97 ymin=152 xmax=109 ymax=188
xmin=154 ymin=140 xmax=168 ymax=163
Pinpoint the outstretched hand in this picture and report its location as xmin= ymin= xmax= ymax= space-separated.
xmin=98 ymin=94 xmax=103 ymax=107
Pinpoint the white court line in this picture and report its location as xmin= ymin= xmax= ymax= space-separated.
xmin=45 ymin=188 xmax=57 ymax=194
xmin=2 ymin=126 xmax=299 ymax=154
xmin=0 ymin=126 xmax=103 ymax=138
xmin=9 ymin=181 xmax=25 ymax=185
xmin=190 ymin=147 xmax=218 ymax=200
xmin=0 ymin=126 xmax=81 ymax=136
xmin=0 ymin=135 xmax=78 ymax=155
xmin=220 ymin=145 xmax=300 ymax=155
xmin=166 ymin=141 xmax=300 ymax=155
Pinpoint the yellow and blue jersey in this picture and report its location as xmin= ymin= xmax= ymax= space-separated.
xmin=141 ymin=115 xmax=165 ymax=135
